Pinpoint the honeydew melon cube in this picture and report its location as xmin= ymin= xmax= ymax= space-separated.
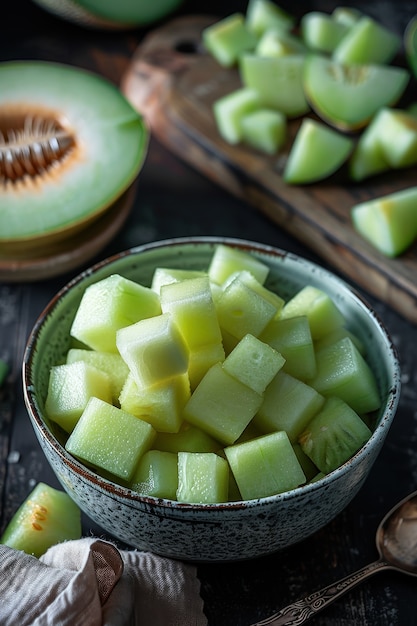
xmin=116 ymin=312 xmax=189 ymax=389
xmin=65 ymin=397 xmax=156 ymax=481
xmin=332 ymin=6 xmax=362 ymax=28
xmin=301 ymin=11 xmax=350 ymax=53
xmin=280 ymin=285 xmax=345 ymax=340
xmin=309 ymin=336 xmax=381 ymax=414
xmin=119 ymin=371 xmax=190 ymax=433
xmin=45 ymin=361 xmax=112 ymax=433
xmin=70 ymin=274 xmax=161 ymax=353
xmin=292 ymin=442 xmax=319 ymax=482
xmin=213 ymin=87 xmax=261 ymax=144
xmin=349 ymin=111 xmax=391 ymax=181
xmin=202 ymin=13 xmax=257 ymax=68
xmin=371 ymin=107 xmax=417 ymax=169
xmin=188 ymin=342 xmax=227 ymax=390
xmin=351 ymin=186 xmax=417 ymax=257
xmin=259 ymin=315 xmax=316 ymax=380
xmin=246 ymin=0 xmax=295 ymax=37
xmin=208 ymin=243 xmax=270 ymax=286
xmin=256 ymin=30 xmax=307 ymax=58
xmin=223 ymin=333 xmax=285 ymax=394
xmin=154 ymin=422 xmax=221 ymax=454
xmin=254 ymin=370 xmax=325 ymax=442
xmin=216 ymin=273 xmax=280 ymax=344
xmin=66 ymin=348 xmax=129 ymax=405
xmin=240 ymin=108 xmax=287 ymax=155
xmin=225 ymin=430 xmax=306 ymax=499
xmin=240 ymin=53 xmax=310 ymax=118
xmin=177 ymin=452 xmax=229 ymax=503
xmin=151 ymin=267 xmax=206 ymax=294
xmin=333 ymin=15 xmax=401 ymax=65
xmin=299 ymin=396 xmax=372 ymax=474
xmin=183 ymin=362 xmax=263 ymax=445
xmin=226 ymin=270 xmax=285 ymax=314
xmin=129 ymin=450 xmax=178 ymax=499
xmin=314 ymin=326 xmax=365 ymax=355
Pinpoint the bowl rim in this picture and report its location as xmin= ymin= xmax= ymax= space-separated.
xmin=22 ymin=235 xmax=402 ymax=512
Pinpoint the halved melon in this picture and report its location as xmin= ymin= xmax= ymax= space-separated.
xmin=303 ymin=53 xmax=410 ymax=131
xmin=405 ymin=15 xmax=417 ymax=80
xmin=0 ymin=61 xmax=148 ymax=249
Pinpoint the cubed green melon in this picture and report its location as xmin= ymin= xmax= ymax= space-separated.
xmin=246 ymin=0 xmax=295 ymax=37
xmin=280 ymin=285 xmax=345 ymax=340
xmin=177 ymin=452 xmax=229 ymax=503
xmin=70 ymin=274 xmax=161 ymax=352
xmin=256 ymin=30 xmax=307 ymax=58
xmin=65 ymin=397 xmax=156 ymax=481
xmin=222 ymin=333 xmax=285 ymax=394
xmin=151 ymin=267 xmax=206 ymax=294
xmin=116 ymin=312 xmax=189 ymax=389
xmin=208 ymin=243 xmax=270 ymax=285
xmin=292 ymin=442 xmax=319 ymax=482
xmin=240 ymin=108 xmax=287 ymax=155
xmin=213 ymin=87 xmax=261 ymax=144
xmin=259 ymin=315 xmax=316 ymax=380
xmin=308 ymin=336 xmax=381 ymax=414
xmin=45 ymin=361 xmax=112 ymax=433
xmin=188 ymin=342 xmax=226 ymax=390
xmin=333 ymin=15 xmax=401 ymax=65
xmin=66 ymin=348 xmax=129 ymax=404
xmin=225 ymin=430 xmax=306 ymax=499
xmin=154 ymin=422 xmax=221 ymax=453
xmin=119 ymin=371 xmax=190 ymax=433
xmin=203 ymin=13 xmax=257 ymax=68
xmin=254 ymin=370 xmax=325 ymax=442
xmin=129 ymin=450 xmax=178 ymax=499
xmin=183 ymin=362 xmax=263 ymax=445
xmin=301 ymin=11 xmax=350 ymax=53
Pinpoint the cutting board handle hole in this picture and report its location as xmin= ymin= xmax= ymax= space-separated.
xmin=174 ymin=40 xmax=201 ymax=55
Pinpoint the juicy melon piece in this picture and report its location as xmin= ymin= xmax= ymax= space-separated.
xmin=118 ymin=371 xmax=190 ymax=433
xmin=177 ymin=452 xmax=229 ymax=503
xmin=225 ymin=430 xmax=306 ymax=499
xmin=208 ymin=243 xmax=270 ymax=285
xmin=245 ymin=0 xmax=295 ymax=37
xmin=0 ymin=482 xmax=81 ymax=558
xmin=240 ymin=108 xmax=287 ymax=155
xmin=213 ymin=87 xmax=261 ymax=145
xmin=222 ymin=333 xmax=285 ymax=394
xmin=299 ymin=396 xmax=372 ymax=474
xmin=255 ymin=30 xmax=307 ymax=58
xmin=333 ymin=15 xmax=401 ymax=65
xmin=66 ymin=348 xmax=129 ymax=404
xmin=254 ymin=370 xmax=325 ymax=442
xmin=116 ymin=312 xmax=189 ymax=389
xmin=129 ymin=450 xmax=178 ymax=500
xmin=65 ymin=397 xmax=156 ymax=481
xmin=151 ymin=267 xmax=206 ymax=294
xmin=70 ymin=274 xmax=161 ymax=353
xmin=280 ymin=285 xmax=345 ymax=340
xmin=154 ymin=422 xmax=221 ymax=454
xmin=301 ymin=11 xmax=350 ymax=54
xmin=308 ymin=336 xmax=381 ymax=415
xmin=202 ymin=13 xmax=257 ymax=68
xmin=183 ymin=362 xmax=263 ymax=445
xmin=283 ymin=117 xmax=353 ymax=184
xmin=45 ymin=360 xmax=112 ymax=433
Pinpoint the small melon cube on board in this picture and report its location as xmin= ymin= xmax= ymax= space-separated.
xmin=259 ymin=315 xmax=316 ymax=380
xmin=255 ymin=30 xmax=307 ymax=58
xmin=240 ymin=108 xmax=287 ymax=155
xmin=203 ymin=13 xmax=257 ymax=67
xmin=154 ymin=422 xmax=221 ymax=454
xmin=213 ymin=87 xmax=261 ymax=144
xmin=45 ymin=361 xmax=112 ymax=433
xmin=246 ymin=0 xmax=295 ymax=37
xmin=208 ymin=243 xmax=270 ymax=286
xmin=183 ymin=362 xmax=263 ymax=445
xmin=70 ymin=274 xmax=161 ymax=353
xmin=160 ymin=275 xmax=224 ymax=351
xmin=333 ymin=15 xmax=401 ymax=65
xmin=118 ymin=372 xmax=190 ymax=433
xmin=299 ymin=396 xmax=372 ymax=474
xmin=254 ymin=370 xmax=325 ymax=442
xmin=349 ymin=112 xmax=391 ymax=181
xmin=216 ymin=273 xmax=280 ymax=345
xmin=225 ymin=431 xmax=306 ymax=499
xmin=116 ymin=312 xmax=189 ymax=389
xmin=222 ymin=333 xmax=285 ymax=394
xmin=66 ymin=397 xmax=156 ymax=481
xmin=280 ymin=285 xmax=345 ymax=340
xmin=177 ymin=452 xmax=229 ymax=503
xmin=129 ymin=450 xmax=178 ymax=500
xmin=151 ymin=267 xmax=206 ymax=294
xmin=309 ymin=336 xmax=381 ymax=415
xmin=66 ymin=348 xmax=129 ymax=405
xmin=301 ymin=11 xmax=350 ymax=54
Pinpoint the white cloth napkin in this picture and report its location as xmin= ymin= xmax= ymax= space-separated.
xmin=0 ymin=537 xmax=208 ymax=625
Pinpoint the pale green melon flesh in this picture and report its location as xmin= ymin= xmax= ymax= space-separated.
xmin=203 ymin=13 xmax=257 ymax=68
xmin=69 ymin=0 xmax=183 ymax=25
xmin=0 ymin=61 xmax=148 ymax=241
xmin=130 ymin=450 xmax=178 ymax=499
xmin=333 ymin=15 xmax=401 ymax=65
xmin=177 ymin=452 xmax=229 ymax=503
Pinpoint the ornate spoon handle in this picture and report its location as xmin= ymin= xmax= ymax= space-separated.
xmin=252 ymin=559 xmax=392 ymax=626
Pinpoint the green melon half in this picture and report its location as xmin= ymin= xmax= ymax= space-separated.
xmin=0 ymin=61 xmax=148 ymax=245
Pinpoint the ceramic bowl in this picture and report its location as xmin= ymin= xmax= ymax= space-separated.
xmin=23 ymin=237 xmax=401 ymax=562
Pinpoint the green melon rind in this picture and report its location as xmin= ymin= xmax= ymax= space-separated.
xmin=0 ymin=60 xmax=148 ymax=241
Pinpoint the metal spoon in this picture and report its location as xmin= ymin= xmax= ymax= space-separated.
xmin=252 ymin=490 xmax=417 ymax=625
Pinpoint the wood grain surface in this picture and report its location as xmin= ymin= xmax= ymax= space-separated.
xmin=121 ymin=15 xmax=417 ymax=324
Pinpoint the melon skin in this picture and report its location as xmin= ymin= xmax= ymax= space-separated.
xmin=0 ymin=61 xmax=148 ymax=242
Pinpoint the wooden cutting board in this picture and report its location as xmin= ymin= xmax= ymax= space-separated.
xmin=121 ymin=15 xmax=417 ymax=324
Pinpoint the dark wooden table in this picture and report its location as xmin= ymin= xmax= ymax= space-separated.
xmin=1 ymin=1 xmax=417 ymax=624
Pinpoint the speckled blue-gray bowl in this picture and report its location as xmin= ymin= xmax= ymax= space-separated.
xmin=23 ymin=237 xmax=401 ymax=562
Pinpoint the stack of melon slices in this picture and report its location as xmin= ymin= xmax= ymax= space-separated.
xmin=0 ymin=61 xmax=148 ymax=281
